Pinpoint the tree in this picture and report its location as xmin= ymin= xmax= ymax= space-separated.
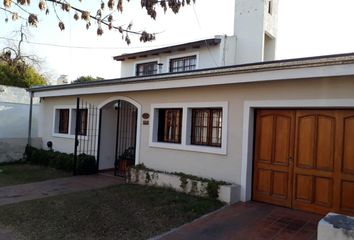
xmin=73 ymin=75 xmax=103 ymax=83
xmin=1 ymin=0 xmax=195 ymax=44
xmin=0 ymin=62 xmax=46 ymax=87
xmin=0 ymin=26 xmax=46 ymax=88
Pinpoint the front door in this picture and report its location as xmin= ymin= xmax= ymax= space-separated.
xmin=253 ymin=109 xmax=354 ymax=215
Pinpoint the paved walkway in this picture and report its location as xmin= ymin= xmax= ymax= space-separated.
xmin=157 ymin=201 xmax=322 ymax=240
xmin=0 ymin=174 xmax=124 ymax=206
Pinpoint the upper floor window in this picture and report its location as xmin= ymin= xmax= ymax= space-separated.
xmin=191 ymin=108 xmax=222 ymax=147
xmin=169 ymin=55 xmax=197 ymax=73
xmin=157 ymin=108 xmax=182 ymax=143
xmin=136 ymin=61 xmax=158 ymax=76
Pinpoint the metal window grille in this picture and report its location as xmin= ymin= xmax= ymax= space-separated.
xmin=58 ymin=109 xmax=69 ymax=134
xmin=169 ymin=55 xmax=197 ymax=73
xmin=191 ymin=108 xmax=222 ymax=147
xmin=136 ymin=61 xmax=158 ymax=76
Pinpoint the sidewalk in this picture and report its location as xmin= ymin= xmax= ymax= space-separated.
xmin=0 ymin=174 xmax=124 ymax=206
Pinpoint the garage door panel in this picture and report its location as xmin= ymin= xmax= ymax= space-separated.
xmin=258 ymin=115 xmax=274 ymax=163
xmin=317 ymin=116 xmax=335 ymax=171
xmin=314 ymin=177 xmax=333 ymax=208
xmin=343 ymin=116 xmax=354 ymax=174
xmin=253 ymin=110 xmax=294 ymax=207
xmin=340 ymin=180 xmax=354 ymax=213
xmin=294 ymin=174 xmax=313 ymax=203
xmin=297 ymin=115 xmax=315 ymax=168
xmin=272 ymin=171 xmax=289 ymax=199
xmin=274 ymin=115 xmax=292 ymax=166
xmin=254 ymin=109 xmax=354 ymax=215
xmin=255 ymin=168 xmax=272 ymax=195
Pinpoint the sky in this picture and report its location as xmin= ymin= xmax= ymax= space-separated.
xmin=1 ymin=0 xmax=354 ymax=83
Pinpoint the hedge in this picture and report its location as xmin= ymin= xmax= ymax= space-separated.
xmin=25 ymin=146 xmax=97 ymax=174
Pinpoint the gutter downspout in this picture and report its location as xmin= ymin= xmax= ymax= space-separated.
xmin=27 ymin=91 xmax=34 ymax=147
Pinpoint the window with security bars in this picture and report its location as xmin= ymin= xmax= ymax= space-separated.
xmin=157 ymin=109 xmax=182 ymax=143
xmin=169 ymin=55 xmax=197 ymax=73
xmin=191 ymin=108 xmax=222 ymax=147
xmin=58 ymin=109 xmax=69 ymax=134
xmin=136 ymin=61 xmax=158 ymax=76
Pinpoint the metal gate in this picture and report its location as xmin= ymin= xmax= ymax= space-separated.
xmin=114 ymin=100 xmax=137 ymax=177
xmin=73 ymin=97 xmax=99 ymax=175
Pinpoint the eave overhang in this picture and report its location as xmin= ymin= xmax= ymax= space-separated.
xmin=113 ymin=38 xmax=222 ymax=61
xmin=30 ymin=52 xmax=354 ymax=98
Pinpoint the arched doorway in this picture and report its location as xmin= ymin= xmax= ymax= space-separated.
xmin=97 ymin=98 xmax=140 ymax=176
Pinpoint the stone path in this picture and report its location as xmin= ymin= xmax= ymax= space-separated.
xmin=0 ymin=174 xmax=124 ymax=206
xmin=157 ymin=201 xmax=322 ymax=240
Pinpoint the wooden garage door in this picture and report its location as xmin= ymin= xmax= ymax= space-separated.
xmin=253 ymin=109 xmax=354 ymax=215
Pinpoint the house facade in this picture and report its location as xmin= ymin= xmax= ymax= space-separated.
xmin=29 ymin=0 xmax=354 ymax=216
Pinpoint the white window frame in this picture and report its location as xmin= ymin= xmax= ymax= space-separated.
xmin=167 ymin=52 xmax=199 ymax=73
xmin=52 ymin=105 xmax=89 ymax=139
xmin=133 ymin=58 xmax=161 ymax=76
xmin=149 ymin=101 xmax=228 ymax=155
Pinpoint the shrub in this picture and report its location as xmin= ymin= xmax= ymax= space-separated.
xmin=206 ymin=179 xmax=220 ymax=200
xmin=76 ymin=154 xmax=97 ymax=174
xmin=25 ymin=146 xmax=96 ymax=174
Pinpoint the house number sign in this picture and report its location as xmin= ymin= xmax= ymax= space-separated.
xmin=142 ymin=113 xmax=150 ymax=119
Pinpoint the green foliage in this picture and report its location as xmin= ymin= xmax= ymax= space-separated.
xmin=76 ymin=154 xmax=97 ymax=174
xmin=72 ymin=75 xmax=103 ymax=84
xmin=179 ymin=175 xmax=188 ymax=190
xmin=145 ymin=171 xmax=151 ymax=184
xmin=0 ymin=62 xmax=46 ymax=88
xmin=206 ymin=179 xmax=220 ymax=200
xmin=130 ymin=165 xmax=226 ymax=200
xmin=25 ymin=146 xmax=96 ymax=174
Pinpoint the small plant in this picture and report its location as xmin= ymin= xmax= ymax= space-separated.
xmin=190 ymin=180 xmax=198 ymax=194
xmin=145 ymin=171 xmax=151 ymax=184
xmin=206 ymin=179 xmax=220 ymax=200
xmin=179 ymin=175 xmax=188 ymax=190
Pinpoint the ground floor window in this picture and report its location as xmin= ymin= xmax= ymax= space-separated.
xmin=157 ymin=108 xmax=182 ymax=143
xmin=150 ymin=102 xmax=227 ymax=155
xmin=58 ymin=109 xmax=69 ymax=134
xmin=191 ymin=108 xmax=222 ymax=147
xmin=54 ymin=107 xmax=88 ymax=137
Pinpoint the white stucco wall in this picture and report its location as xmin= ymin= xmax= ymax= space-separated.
xmin=0 ymin=85 xmax=40 ymax=162
xmin=233 ymin=0 xmax=278 ymax=64
xmin=0 ymin=85 xmax=39 ymax=138
xmin=36 ymin=76 xmax=354 ymax=191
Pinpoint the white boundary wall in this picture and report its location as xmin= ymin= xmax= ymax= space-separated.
xmin=0 ymin=85 xmax=40 ymax=162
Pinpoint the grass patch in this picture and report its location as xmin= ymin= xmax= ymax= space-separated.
xmin=0 ymin=184 xmax=224 ymax=240
xmin=0 ymin=163 xmax=71 ymax=187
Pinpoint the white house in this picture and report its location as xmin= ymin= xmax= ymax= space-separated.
xmin=29 ymin=0 xmax=354 ymax=217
